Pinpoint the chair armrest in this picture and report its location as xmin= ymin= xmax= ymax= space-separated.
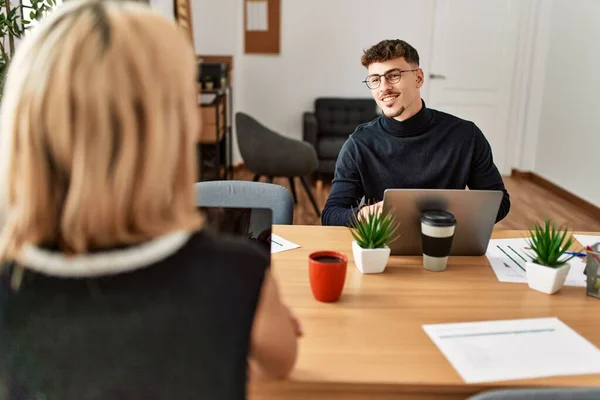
xmin=303 ymin=112 xmax=318 ymax=147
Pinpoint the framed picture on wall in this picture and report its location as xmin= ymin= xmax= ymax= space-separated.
xmin=173 ymin=0 xmax=193 ymax=44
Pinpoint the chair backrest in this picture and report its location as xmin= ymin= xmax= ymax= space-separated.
xmin=235 ymin=112 xmax=275 ymax=172
xmin=467 ymin=388 xmax=600 ymax=400
xmin=195 ymin=180 xmax=294 ymax=225
xmin=314 ymin=98 xmax=378 ymax=137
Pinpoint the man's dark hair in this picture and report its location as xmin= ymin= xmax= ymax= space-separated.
xmin=361 ymin=39 xmax=420 ymax=68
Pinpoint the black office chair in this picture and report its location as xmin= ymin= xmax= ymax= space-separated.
xmin=235 ymin=112 xmax=321 ymax=217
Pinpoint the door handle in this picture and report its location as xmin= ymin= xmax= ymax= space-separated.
xmin=429 ymin=73 xmax=446 ymax=80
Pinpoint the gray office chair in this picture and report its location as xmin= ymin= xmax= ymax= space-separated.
xmin=235 ymin=111 xmax=321 ymax=217
xmin=467 ymin=388 xmax=600 ymax=400
xmin=194 ymin=180 xmax=294 ymax=225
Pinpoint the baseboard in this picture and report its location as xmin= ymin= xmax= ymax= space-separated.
xmin=510 ymin=169 xmax=532 ymax=180
xmin=511 ymin=169 xmax=600 ymax=220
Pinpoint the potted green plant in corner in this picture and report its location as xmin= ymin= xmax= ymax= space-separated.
xmin=0 ymin=0 xmax=57 ymax=102
xmin=525 ymin=219 xmax=577 ymax=295
xmin=350 ymin=203 xmax=400 ymax=274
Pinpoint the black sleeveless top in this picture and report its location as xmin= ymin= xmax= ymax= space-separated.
xmin=0 ymin=230 xmax=269 ymax=400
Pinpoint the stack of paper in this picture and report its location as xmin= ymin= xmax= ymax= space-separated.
xmin=486 ymin=238 xmax=586 ymax=286
xmin=423 ymin=317 xmax=600 ymax=383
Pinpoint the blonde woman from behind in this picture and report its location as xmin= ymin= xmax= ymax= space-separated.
xmin=0 ymin=1 xmax=298 ymax=399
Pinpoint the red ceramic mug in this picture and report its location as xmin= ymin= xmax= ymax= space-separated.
xmin=308 ymin=251 xmax=347 ymax=302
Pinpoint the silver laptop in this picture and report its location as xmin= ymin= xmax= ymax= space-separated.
xmin=382 ymin=189 xmax=503 ymax=256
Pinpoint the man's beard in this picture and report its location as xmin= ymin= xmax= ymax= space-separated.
xmin=383 ymin=106 xmax=405 ymax=119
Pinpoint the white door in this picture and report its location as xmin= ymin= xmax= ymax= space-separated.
xmin=426 ymin=0 xmax=523 ymax=175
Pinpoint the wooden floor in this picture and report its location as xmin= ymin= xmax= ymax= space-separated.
xmin=231 ymin=168 xmax=600 ymax=231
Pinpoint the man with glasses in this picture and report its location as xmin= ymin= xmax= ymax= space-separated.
xmin=322 ymin=39 xmax=510 ymax=226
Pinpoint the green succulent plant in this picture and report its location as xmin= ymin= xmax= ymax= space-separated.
xmin=350 ymin=202 xmax=400 ymax=249
xmin=526 ymin=219 xmax=577 ymax=268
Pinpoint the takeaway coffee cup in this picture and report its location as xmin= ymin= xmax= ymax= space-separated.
xmin=420 ymin=211 xmax=457 ymax=272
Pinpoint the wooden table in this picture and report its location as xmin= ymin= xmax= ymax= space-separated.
xmin=249 ymin=226 xmax=600 ymax=400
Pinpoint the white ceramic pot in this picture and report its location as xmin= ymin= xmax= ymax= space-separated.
xmin=352 ymin=241 xmax=391 ymax=274
xmin=525 ymin=261 xmax=570 ymax=294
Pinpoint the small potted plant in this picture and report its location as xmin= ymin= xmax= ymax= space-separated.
xmin=525 ymin=219 xmax=577 ymax=294
xmin=350 ymin=203 xmax=400 ymax=274
xmin=203 ymin=76 xmax=214 ymax=90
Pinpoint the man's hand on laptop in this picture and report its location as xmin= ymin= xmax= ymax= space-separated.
xmin=358 ymin=201 xmax=383 ymax=221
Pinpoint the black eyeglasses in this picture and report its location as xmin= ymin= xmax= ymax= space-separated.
xmin=362 ymin=68 xmax=418 ymax=89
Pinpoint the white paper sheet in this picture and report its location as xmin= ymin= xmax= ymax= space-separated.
xmin=574 ymin=234 xmax=600 ymax=249
xmin=270 ymin=233 xmax=300 ymax=254
xmin=246 ymin=1 xmax=268 ymax=32
xmin=486 ymin=238 xmax=587 ymax=287
xmin=423 ymin=317 xmax=600 ymax=383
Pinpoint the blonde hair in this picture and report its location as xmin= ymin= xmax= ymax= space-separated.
xmin=0 ymin=0 xmax=202 ymax=268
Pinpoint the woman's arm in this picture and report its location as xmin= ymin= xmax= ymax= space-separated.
xmin=249 ymin=271 xmax=300 ymax=380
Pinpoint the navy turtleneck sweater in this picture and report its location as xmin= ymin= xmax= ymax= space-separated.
xmin=322 ymin=101 xmax=511 ymax=226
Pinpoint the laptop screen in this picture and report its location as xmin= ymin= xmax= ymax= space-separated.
xmin=198 ymin=206 xmax=273 ymax=257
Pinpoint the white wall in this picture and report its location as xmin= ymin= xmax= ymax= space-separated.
xmin=192 ymin=0 xmax=236 ymax=55
xmin=149 ymin=0 xmax=174 ymax=21
xmin=533 ymin=0 xmax=600 ymax=207
xmin=192 ymin=0 xmax=435 ymax=164
xmin=236 ymin=0 xmax=435 ymax=144
xmin=150 ymin=0 xmax=236 ymax=54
